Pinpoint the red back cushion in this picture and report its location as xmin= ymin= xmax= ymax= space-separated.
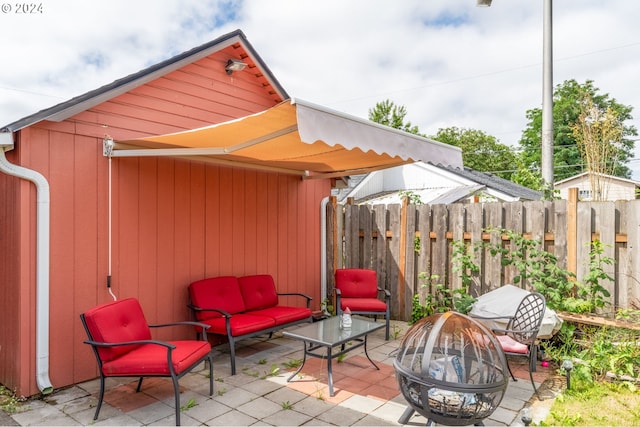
xmin=81 ymin=298 xmax=152 ymax=362
xmin=335 ymin=269 xmax=378 ymax=298
xmin=238 ymin=275 xmax=279 ymax=311
xmin=189 ymin=276 xmax=246 ymax=320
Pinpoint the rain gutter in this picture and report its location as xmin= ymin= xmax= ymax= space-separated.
xmin=0 ymin=131 xmax=53 ymax=395
xmin=320 ymin=196 xmax=329 ymax=313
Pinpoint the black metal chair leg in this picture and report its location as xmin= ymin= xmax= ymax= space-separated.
xmin=93 ymin=375 xmax=105 ymax=420
xmin=229 ymin=337 xmax=237 ymax=375
xmin=208 ymin=353 xmax=214 ymax=395
xmin=506 ymin=360 xmax=517 ymax=382
xmin=171 ymin=375 xmax=181 ymax=426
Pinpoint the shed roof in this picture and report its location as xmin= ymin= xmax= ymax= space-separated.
xmin=2 ymin=29 xmax=286 ymax=132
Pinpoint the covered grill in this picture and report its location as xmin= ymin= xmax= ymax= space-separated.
xmin=394 ymin=311 xmax=509 ymax=426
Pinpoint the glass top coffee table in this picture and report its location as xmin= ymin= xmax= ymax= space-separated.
xmin=282 ymin=316 xmax=384 ymax=396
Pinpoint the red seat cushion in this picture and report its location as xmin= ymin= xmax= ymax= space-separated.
xmin=189 ymin=276 xmax=246 ymax=321
xmin=250 ymin=306 xmax=312 ymax=326
xmin=102 ymin=340 xmax=211 ymax=376
xmin=238 ymin=275 xmax=279 ymax=311
xmin=335 ymin=269 xmax=379 ymax=298
xmin=82 ymin=298 xmax=152 ymax=362
xmin=202 ymin=313 xmax=276 ymax=337
xmin=497 ymin=334 xmax=529 ymax=354
xmin=338 ymin=297 xmax=387 ymax=313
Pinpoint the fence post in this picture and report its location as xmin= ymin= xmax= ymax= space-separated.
xmin=327 ymin=196 xmax=338 ymax=299
xmin=567 ymin=188 xmax=578 ymax=277
xmin=398 ymin=197 xmax=408 ymax=317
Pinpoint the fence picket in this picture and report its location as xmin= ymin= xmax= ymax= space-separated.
xmin=329 ymin=199 xmax=635 ymax=321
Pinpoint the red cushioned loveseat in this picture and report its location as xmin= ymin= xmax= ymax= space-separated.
xmin=188 ymin=274 xmax=312 ymax=374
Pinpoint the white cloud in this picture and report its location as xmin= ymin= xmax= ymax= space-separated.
xmin=1 ymin=0 xmax=640 ymax=176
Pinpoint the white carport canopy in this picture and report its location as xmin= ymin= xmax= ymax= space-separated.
xmin=108 ymin=98 xmax=463 ymax=178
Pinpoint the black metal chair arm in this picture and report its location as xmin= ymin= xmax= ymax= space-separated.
xmin=150 ymin=321 xmax=211 ymax=329
xmin=150 ymin=321 xmax=211 ymax=341
xmin=491 ymin=327 xmax=539 ymax=335
xmin=469 ymin=314 xmax=514 ymax=321
xmin=187 ymin=304 xmax=231 ymax=318
xmin=277 ymin=292 xmax=312 ymax=308
xmin=84 ymin=339 xmax=176 ymax=350
xmin=378 ymin=288 xmax=391 ymax=300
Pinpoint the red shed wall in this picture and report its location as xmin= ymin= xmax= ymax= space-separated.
xmin=1 ymin=44 xmax=331 ymax=396
xmin=0 ymin=149 xmax=26 ymax=392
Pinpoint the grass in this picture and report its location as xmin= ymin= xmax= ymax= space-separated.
xmin=0 ymin=385 xmax=25 ymax=414
xmin=541 ymin=381 xmax=640 ymax=426
xmin=179 ymin=397 xmax=197 ymax=412
xmin=281 ymin=400 xmax=294 ymax=410
xmin=281 ymin=358 xmax=302 ymax=370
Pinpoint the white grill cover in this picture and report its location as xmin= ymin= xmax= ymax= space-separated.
xmin=470 ymin=285 xmax=562 ymax=339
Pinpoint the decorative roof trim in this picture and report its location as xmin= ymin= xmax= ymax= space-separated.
xmin=2 ymin=29 xmax=288 ymax=132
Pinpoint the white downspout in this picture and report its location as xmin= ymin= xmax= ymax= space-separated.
xmin=0 ymin=132 xmax=53 ymax=395
xmin=320 ymin=196 xmax=329 ymax=313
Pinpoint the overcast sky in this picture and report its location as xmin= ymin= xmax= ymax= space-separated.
xmin=2 ymin=0 xmax=640 ymax=177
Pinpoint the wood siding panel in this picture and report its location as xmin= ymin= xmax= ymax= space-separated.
xmin=138 ymin=158 xmax=160 ymax=325
xmin=204 ymin=166 xmax=221 ymax=277
xmin=48 ymin=131 xmax=80 ymax=388
xmin=0 ymin=149 xmax=22 ymax=390
xmin=188 ymin=163 xmax=206 ymax=281
xmin=242 ymin=170 xmax=258 ymax=274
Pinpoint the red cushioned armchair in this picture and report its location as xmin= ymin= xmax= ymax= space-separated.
xmin=335 ymin=268 xmax=391 ymax=340
xmin=80 ymin=298 xmax=214 ymax=426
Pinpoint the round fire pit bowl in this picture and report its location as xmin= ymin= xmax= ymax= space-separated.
xmin=394 ymin=311 xmax=509 ymax=426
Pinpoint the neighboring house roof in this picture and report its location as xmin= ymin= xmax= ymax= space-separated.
xmin=428 ymin=184 xmax=487 ymax=204
xmin=555 ymin=171 xmax=640 ymax=187
xmin=334 ymin=162 xmax=541 ymax=204
xmin=354 ymin=184 xmax=486 ymax=205
xmin=554 ymin=171 xmax=640 ymax=201
xmin=441 ymin=165 xmax=542 ymax=200
xmin=2 ymin=29 xmax=287 ymax=132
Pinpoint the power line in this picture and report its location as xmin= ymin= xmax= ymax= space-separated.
xmin=331 ymin=41 xmax=640 ymax=106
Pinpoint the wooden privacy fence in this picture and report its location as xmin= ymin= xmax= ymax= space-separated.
xmin=325 ymin=189 xmax=640 ymax=322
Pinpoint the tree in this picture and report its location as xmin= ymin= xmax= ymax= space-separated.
xmin=519 ymin=79 xmax=637 ymax=184
xmin=572 ymin=92 xmax=625 ymax=201
xmin=368 ymin=99 xmax=421 ymax=135
xmin=430 ymin=127 xmax=518 ymax=180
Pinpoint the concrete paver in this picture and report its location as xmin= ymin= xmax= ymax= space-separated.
xmin=1 ymin=319 xmax=557 ymax=426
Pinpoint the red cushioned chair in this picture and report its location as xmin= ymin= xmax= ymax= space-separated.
xmin=335 ymin=268 xmax=391 ymax=340
xmin=80 ymin=298 xmax=214 ymax=426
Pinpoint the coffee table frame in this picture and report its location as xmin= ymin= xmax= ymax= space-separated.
xmin=283 ymin=316 xmax=384 ymax=396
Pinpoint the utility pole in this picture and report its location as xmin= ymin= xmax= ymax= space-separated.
xmin=478 ymin=0 xmax=554 ymax=195
xmin=541 ymin=0 xmax=554 ymax=195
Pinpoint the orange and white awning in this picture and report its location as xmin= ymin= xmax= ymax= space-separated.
xmin=109 ymin=98 xmax=462 ymax=179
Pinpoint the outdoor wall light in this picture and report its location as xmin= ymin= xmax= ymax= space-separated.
xmin=476 ymin=0 xmax=492 ymax=6
xmin=225 ymin=58 xmax=247 ymax=75
xmin=521 ymin=407 xmax=532 ymax=427
xmin=562 ymin=359 xmax=574 ymax=390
